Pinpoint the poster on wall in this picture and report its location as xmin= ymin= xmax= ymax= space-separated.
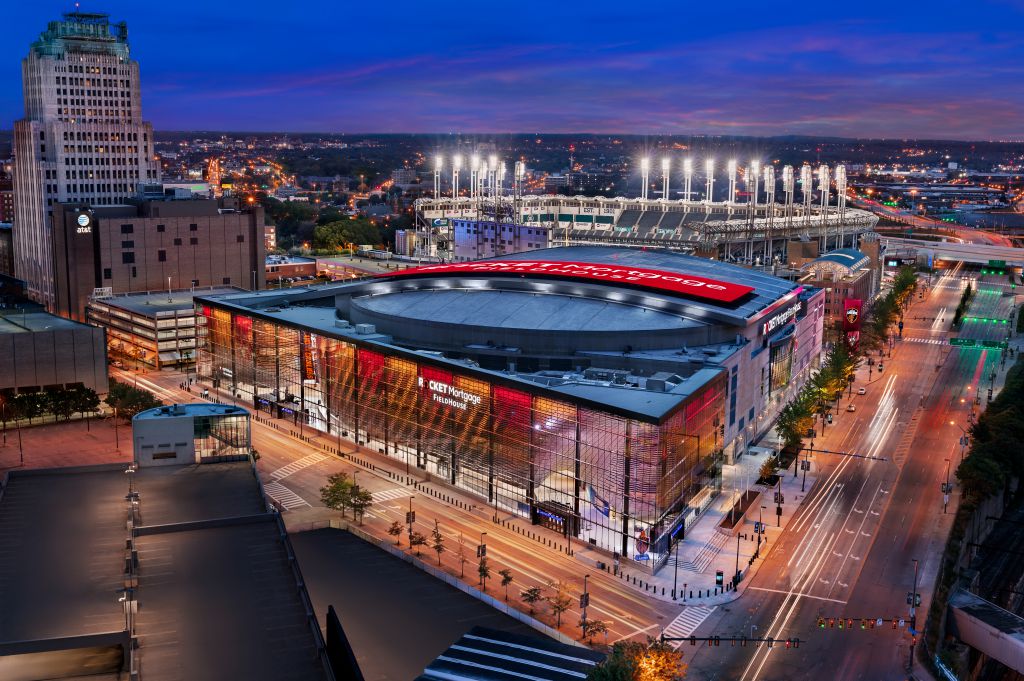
xmin=843 ymin=298 xmax=863 ymax=349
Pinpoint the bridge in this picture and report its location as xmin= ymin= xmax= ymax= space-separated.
xmin=881 ymin=237 xmax=1024 ymax=267
xmin=947 ymin=588 xmax=1024 ymax=673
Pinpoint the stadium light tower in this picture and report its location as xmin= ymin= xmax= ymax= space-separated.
xmin=727 ymin=160 xmax=737 ymax=205
xmin=489 ymin=155 xmax=498 ymax=199
xmin=750 ymin=160 xmax=761 ymax=206
xmin=470 ymin=154 xmax=480 ymax=201
xmin=479 ymin=159 xmax=489 ymax=201
xmin=498 ymin=162 xmax=507 ymax=198
xmin=763 ymin=165 xmax=776 ymax=266
xmin=800 ymin=163 xmax=813 ymax=231
xmin=705 ymin=158 xmax=715 ymax=210
xmin=835 ymin=164 xmax=848 ymax=247
xmin=514 ymin=161 xmax=525 ymax=198
xmin=434 ymin=156 xmax=442 ymax=200
xmin=661 ymin=157 xmax=671 ymax=200
xmin=452 ymin=154 xmax=462 ymax=200
xmin=683 ymin=158 xmax=694 ymax=204
xmin=640 ymin=157 xmax=650 ymax=201
xmin=818 ymin=164 xmax=831 ymax=249
xmin=782 ymin=165 xmax=795 ymax=230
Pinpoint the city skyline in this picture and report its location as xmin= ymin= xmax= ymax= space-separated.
xmin=4 ymin=1 xmax=1024 ymax=141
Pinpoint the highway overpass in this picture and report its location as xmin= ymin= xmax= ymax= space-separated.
xmin=948 ymin=588 xmax=1024 ymax=674
xmin=881 ymin=237 xmax=1024 ymax=267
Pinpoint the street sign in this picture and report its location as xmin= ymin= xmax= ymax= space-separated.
xmin=580 ymin=593 xmax=590 ymax=608
xmin=899 ymin=619 xmax=906 ymax=628
xmin=876 ymin=618 xmax=884 ymax=628
xmin=406 ymin=511 xmax=416 ymax=524
xmin=801 ymin=460 xmax=810 ymax=471
xmin=477 ymin=544 xmax=487 ymax=558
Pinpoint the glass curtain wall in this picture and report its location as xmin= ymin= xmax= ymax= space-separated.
xmin=199 ymin=307 xmax=726 ymax=573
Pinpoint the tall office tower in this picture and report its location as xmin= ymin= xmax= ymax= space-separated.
xmin=13 ymin=12 xmax=160 ymax=310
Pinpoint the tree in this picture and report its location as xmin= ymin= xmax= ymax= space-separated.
xmin=758 ymin=458 xmax=777 ymax=482
xmin=319 ymin=472 xmax=354 ymax=518
xmin=431 ymin=521 xmax=446 ymax=565
xmin=520 ymin=586 xmax=543 ymax=615
xmin=14 ymin=392 xmax=45 ymax=425
xmin=409 ymin=531 xmax=427 ymax=556
xmin=388 ymin=520 xmax=404 ymax=546
xmin=312 ymin=218 xmax=381 ymax=252
xmin=45 ymin=386 xmax=74 ymax=421
xmin=498 ymin=568 xmax=513 ymax=601
xmin=478 ymin=556 xmax=491 ymax=591
xmin=587 ymin=638 xmax=687 ymax=681
xmin=105 ymin=379 xmax=161 ymax=419
xmin=69 ymin=386 xmax=100 ymax=430
xmin=349 ymin=485 xmax=373 ymax=525
xmin=582 ymin=619 xmax=609 ymax=644
xmin=547 ymin=581 xmax=574 ymax=628
xmin=457 ymin=532 xmax=468 ymax=578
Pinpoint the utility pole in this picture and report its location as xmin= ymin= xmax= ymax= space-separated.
xmin=407 ymin=496 xmax=415 ymax=546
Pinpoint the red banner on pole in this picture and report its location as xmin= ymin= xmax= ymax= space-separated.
xmin=843 ymin=299 xmax=863 ymax=349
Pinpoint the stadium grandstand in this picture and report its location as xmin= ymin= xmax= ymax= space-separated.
xmin=412 ymin=163 xmax=878 ymax=267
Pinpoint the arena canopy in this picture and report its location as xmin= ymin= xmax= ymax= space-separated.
xmin=378 ymin=260 xmax=756 ymax=304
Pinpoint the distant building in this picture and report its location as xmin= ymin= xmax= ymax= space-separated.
xmin=264 ymin=225 xmax=277 ymax=252
xmin=394 ymin=229 xmax=414 ymax=256
xmin=391 ymin=168 xmax=418 ymax=186
xmin=0 ymin=302 xmax=108 ymax=395
xmin=799 ymin=248 xmax=878 ymax=335
xmin=543 ymin=174 xmax=570 ymax=194
xmin=86 ymin=286 xmax=241 ymax=371
xmin=132 ymin=403 xmax=250 ymax=466
xmin=0 ymin=224 xmax=13 ymax=277
xmin=0 ymin=174 xmax=14 ymax=223
xmin=13 ymin=12 xmax=161 ymax=310
xmin=265 ymin=255 xmax=316 ymax=284
xmin=452 ymin=219 xmax=550 ymax=261
xmin=51 ymin=195 xmax=266 ymax=321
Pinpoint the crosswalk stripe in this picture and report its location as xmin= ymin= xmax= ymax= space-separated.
xmin=263 ymin=481 xmax=310 ymax=510
xmin=270 ymin=453 xmax=328 ymax=481
xmin=662 ymin=606 xmax=716 ymax=648
xmin=904 ymin=337 xmax=946 ymax=345
xmin=371 ymin=487 xmax=410 ymax=503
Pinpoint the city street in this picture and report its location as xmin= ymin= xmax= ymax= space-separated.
xmin=685 ymin=265 xmax=1016 ymax=680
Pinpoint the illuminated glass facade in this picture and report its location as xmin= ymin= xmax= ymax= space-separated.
xmin=197 ymin=304 xmax=726 ymax=573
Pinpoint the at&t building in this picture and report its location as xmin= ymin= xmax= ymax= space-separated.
xmin=196 ymin=247 xmax=823 ymax=573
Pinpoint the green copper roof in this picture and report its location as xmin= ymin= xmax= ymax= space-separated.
xmin=30 ymin=12 xmax=130 ymax=60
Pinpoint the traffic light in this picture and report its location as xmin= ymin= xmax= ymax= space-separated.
xmin=792 ymin=638 xmax=800 ymax=649
xmin=861 ymin=619 xmax=867 ymax=630
xmin=838 ymin=618 xmax=844 ymax=630
xmin=818 ymin=617 xmax=826 ymax=629
xmin=785 ymin=639 xmax=791 ymax=649
xmin=714 ymin=636 xmax=721 ymax=647
xmin=892 ymin=618 xmax=898 ymax=630
xmin=766 ymin=637 xmax=774 ymax=649
xmin=847 ymin=618 xmax=854 ymax=630
xmin=690 ymin=636 xmax=697 ymax=646
xmin=829 ymin=618 xmax=836 ymax=629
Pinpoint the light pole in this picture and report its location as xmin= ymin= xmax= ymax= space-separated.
xmin=943 ymin=458 xmax=951 ymax=514
xmin=802 ymin=440 xmax=813 ymax=493
xmin=407 ymin=496 xmax=415 ymax=546
xmin=114 ymin=406 xmax=119 ymax=451
xmin=581 ymin=574 xmax=590 ymax=629
xmin=909 ymin=558 xmax=920 ymax=673
xmin=672 ymin=524 xmax=683 ymax=600
xmin=951 ymin=421 xmax=969 ymax=464
xmin=756 ymin=505 xmax=765 ymax=558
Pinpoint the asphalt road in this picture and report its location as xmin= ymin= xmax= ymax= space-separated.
xmin=686 ymin=264 xmax=1015 ymax=681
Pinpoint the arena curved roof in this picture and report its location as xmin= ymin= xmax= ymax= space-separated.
xmin=802 ymin=248 xmax=870 ymax=274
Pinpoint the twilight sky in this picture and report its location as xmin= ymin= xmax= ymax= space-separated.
xmin=5 ymin=1 xmax=1024 ymax=139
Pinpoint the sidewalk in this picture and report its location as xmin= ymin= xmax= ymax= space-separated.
xmin=226 ymin=378 xmax=816 ymax=607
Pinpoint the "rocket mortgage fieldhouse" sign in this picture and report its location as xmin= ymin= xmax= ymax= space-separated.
xmin=380 ymin=260 xmax=755 ymax=304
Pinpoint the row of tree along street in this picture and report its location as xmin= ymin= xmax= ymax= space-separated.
xmin=772 ymin=266 xmax=919 ymax=471
xmin=315 ymin=471 xmax=693 ymax=678
xmin=0 ymin=378 xmax=162 ymax=432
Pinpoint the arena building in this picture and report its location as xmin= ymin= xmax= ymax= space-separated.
xmin=195 ymin=246 xmax=824 ymax=574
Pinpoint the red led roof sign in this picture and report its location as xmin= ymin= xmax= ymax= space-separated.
xmin=379 ymin=261 xmax=755 ymax=304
